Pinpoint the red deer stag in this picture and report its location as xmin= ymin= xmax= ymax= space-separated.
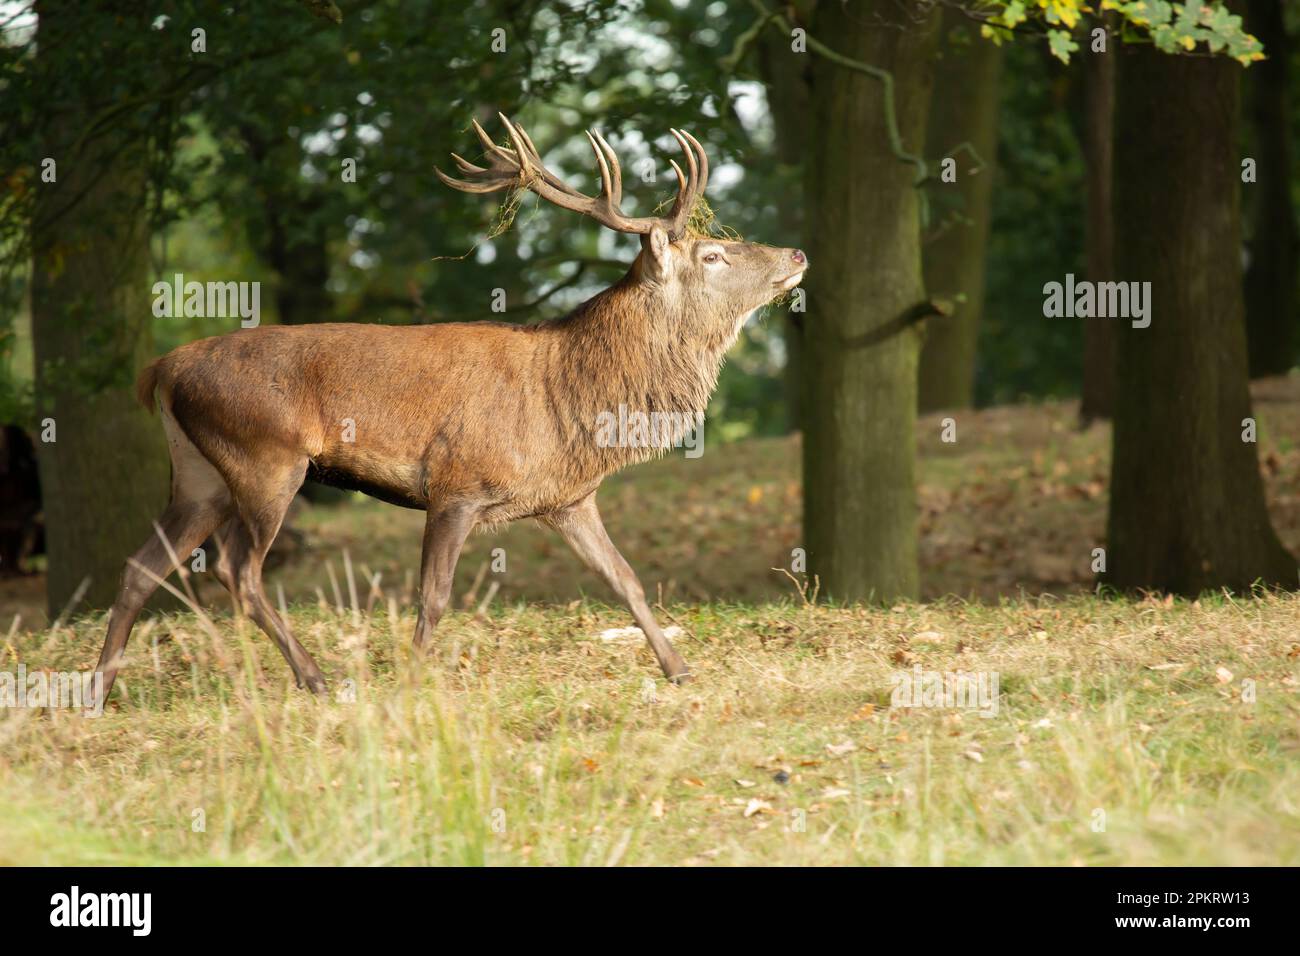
xmin=91 ymin=114 xmax=806 ymax=704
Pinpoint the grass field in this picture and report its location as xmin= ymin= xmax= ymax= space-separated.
xmin=2 ymin=383 xmax=1299 ymax=865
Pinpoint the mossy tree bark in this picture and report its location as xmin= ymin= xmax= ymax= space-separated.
xmin=1106 ymin=42 xmax=1296 ymax=594
xmin=802 ymin=4 xmax=939 ymax=602
xmin=918 ymin=10 xmax=1002 ymax=412
xmin=31 ymin=0 xmax=172 ymax=615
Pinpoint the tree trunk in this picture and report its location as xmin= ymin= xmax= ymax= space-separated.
xmin=1078 ymin=26 xmax=1117 ymax=421
xmin=918 ymin=10 xmax=1002 ymax=412
xmin=267 ymin=197 xmax=334 ymax=326
xmin=238 ymin=126 xmax=334 ymax=327
xmin=757 ymin=20 xmax=812 ymax=432
xmin=1242 ymin=0 xmax=1298 ymax=377
xmin=31 ymin=1 xmax=172 ymax=614
xmin=1106 ymin=42 xmax=1296 ymax=594
xmin=802 ymin=4 xmax=939 ymax=602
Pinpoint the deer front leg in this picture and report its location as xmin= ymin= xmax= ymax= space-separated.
xmin=545 ymin=494 xmax=690 ymax=683
xmin=412 ymin=501 xmax=477 ymax=653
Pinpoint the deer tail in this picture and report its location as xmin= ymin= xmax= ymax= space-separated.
xmin=135 ymin=358 xmax=162 ymax=413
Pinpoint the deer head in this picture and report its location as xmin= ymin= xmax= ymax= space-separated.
xmin=436 ymin=114 xmax=807 ymax=355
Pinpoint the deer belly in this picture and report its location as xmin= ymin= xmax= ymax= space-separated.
xmin=306 ymin=450 xmax=426 ymax=510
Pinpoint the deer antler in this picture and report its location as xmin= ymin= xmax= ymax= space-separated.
xmin=436 ymin=113 xmax=710 ymax=241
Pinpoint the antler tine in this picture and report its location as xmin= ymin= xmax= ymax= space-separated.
xmin=434 ymin=166 xmax=512 ymax=194
xmin=513 ymin=121 xmax=543 ymax=161
xmin=591 ymin=129 xmax=623 ymax=209
xmin=667 ymin=157 xmax=688 ymax=209
xmin=450 ymin=152 xmax=487 ymax=174
xmin=472 ymin=117 xmax=520 ymax=170
xmin=512 ymin=122 xmax=552 ymax=176
xmin=496 ymin=114 xmax=536 ymax=180
xmin=679 ymin=129 xmax=710 ymax=193
xmin=584 ymin=131 xmax=618 ymax=208
xmin=670 ymin=129 xmax=699 ymax=188
xmin=666 ymin=129 xmax=702 ymax=238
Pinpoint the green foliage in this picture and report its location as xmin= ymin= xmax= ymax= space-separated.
xmin=978 ymin=0 xmax=1263 ymax=65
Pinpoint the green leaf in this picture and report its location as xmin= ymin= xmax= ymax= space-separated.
xmin=1047 ymin=28 xmax=1079 ymax=64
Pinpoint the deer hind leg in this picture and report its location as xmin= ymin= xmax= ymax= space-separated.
xmin=543 ymin=494 xmax=690 ymax=683
xmin=222 ymin=456 xmax=327 ymax=694
xmin=92 ymin=413 xmax=231 ymax=705
xmin=211 ymin=517 xmax=243 ymax=602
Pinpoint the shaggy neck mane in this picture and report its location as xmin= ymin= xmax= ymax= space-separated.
xmin=535 ymin=271 xmax=738 ymax=469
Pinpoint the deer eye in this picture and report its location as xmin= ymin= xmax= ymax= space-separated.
xmin=703 ymin=252 xmax=721 ymax=264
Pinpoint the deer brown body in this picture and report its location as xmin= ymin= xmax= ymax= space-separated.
xmin=92 ymin=115 xmax=805 ymax=703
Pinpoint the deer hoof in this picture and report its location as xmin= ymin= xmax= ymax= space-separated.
xmin=301 ymin=673 xmax=329 ymax=695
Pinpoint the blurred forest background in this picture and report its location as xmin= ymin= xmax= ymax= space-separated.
xmin=2 ymin=0 xmax=1298 ymax=623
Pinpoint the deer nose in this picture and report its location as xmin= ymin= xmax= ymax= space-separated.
xmin=791 ymin=249 xmax=806 ymax=265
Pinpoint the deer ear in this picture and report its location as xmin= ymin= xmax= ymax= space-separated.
xmin=640 ymin=226 xmax=673 ymax=283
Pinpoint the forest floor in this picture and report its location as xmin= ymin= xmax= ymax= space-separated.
xmin=2 ymin=377 xmax=1299 ymax=864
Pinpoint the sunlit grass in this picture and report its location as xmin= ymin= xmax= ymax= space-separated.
xmin=4 ymin=380 xmax=1298 ymax=864
xmin=3 ymin=589 xmax=1297 ymax=865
